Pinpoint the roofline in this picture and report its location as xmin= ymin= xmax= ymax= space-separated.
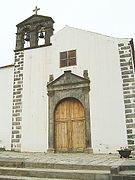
xmin=16 ymin=14 xmax=55 ymax=27
xmin=0 ymin=64 xmax=14 ymax=69
xmin=55 ymin=25 xmax=132 ymax=40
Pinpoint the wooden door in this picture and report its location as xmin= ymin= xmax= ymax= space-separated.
xmin=55 ymin=98 xmax=86 ymax=152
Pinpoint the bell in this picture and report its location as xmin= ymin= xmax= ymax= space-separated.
xmin=24 ymin=33 xmax=30 ymax=41
xmin=39 ymin=32 xmax=44 ymax=38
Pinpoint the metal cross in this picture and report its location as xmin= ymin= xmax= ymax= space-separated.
xmin=33 ymin=6 xmax=40 ymax=15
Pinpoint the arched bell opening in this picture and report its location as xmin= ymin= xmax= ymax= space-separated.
xmin=37 ymin=26 xmax=46 ymax=46
xmin=23 ymin=28 xmax=30 ymax=48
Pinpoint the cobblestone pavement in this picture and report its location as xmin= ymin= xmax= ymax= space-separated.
xmin=0 ymin=151 xmax=134 ymax=167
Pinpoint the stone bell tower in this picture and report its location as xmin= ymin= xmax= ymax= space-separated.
xmin=16 ymin=6 xmax=54 ymax=50
xmin=11 ymin=7 xmax=54 ymax=151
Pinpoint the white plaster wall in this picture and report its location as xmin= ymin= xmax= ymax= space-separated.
xmin=21 ymin=26 xmax=128 ymax=153
xmin=21 ymin=47 xmax=51 ymax=152
xmin=0 ymin=66 xmax=14 ymax=150
xmin=50 ymin=26 xmax=128 ymax=153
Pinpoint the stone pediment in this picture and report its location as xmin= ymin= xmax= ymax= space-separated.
xmin=16 ymin=14 xmax=54 ymax=28
xmin=47 ymin=70 xmax=90 ymax=90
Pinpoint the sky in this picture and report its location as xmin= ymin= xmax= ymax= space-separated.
xmin=0 ymin=0 xmax=135 ymax=66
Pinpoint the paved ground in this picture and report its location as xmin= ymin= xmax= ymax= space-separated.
xmin=0 ymin=151 xmax=134 ymax=167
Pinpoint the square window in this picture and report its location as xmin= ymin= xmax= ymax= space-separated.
xmin=60 ymin=50 xmax=76 ymax=68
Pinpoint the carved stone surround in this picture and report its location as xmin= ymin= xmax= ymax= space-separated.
xmin=47 ymin=70 xmax=92 ymax=153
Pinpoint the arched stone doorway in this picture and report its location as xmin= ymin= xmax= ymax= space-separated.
xmin=55 ymin=98 xmax=86 ymax=152
xmin=47 ymin=70 xmax=92 ymax=153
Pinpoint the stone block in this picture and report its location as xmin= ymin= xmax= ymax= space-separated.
xmin=111 ymin=175 xmax=123 ymax=180
xmin=119 ymin=51 xmax=124 ymax=54
xmin=14 ymin=71 xmax=20 ymax=74
xmin=15 ymin=102 xmax=21 ymax=106
xmin=122 ymin=70 xmax=133 ymax=75
xmin=123 ymin=83 xmax=130 ymax=87
xmin=120 ymin=62 xmax=129 ymax=66
xmin=18 ymin=67 xmax=23 ymax=70
xmin=118 ymin=43 xmax=124 ymax=47
xmin=12 ymin=113 xmax=20 ymax=117
xmin=16 ymin=126 xmax=21 ymax=129
xmin=12 ymin=139 xmax=20 ymax=143
xmin=18 ymin=55 xmax=24 ymax=58
xmin=95 ymin=174 xmax=110 ymax=180
xmin=124 ymin=94 xmax=135 ymax=99
xmin=127 ymin=129 xmax=132 ymax=134
xmin=123 ymin=90 xmax=130 ymax=94
xmin=19 ymin=74 xmax=23 ymax=77
xmin=124 ymin=99 xmax=131 ymax=103
xmin=125 ymin=109 xmax=132 ymax=114
xmin=16 ymin=134 xmax=21 ymax=138
xmin=120 ymin=59 xmax=126 ymax=62
xmin=17 ymin=88 xmax=23 ymax=91
xmin=126 ymin=114 xmax=135 ymax=118
xmin=123 ymin=78 xmax=134 ymax=83
xmin=18 ymin=61 xmax=23 ymax=64
xmin=128 ymin=140 xmax=134 ymax=144
xmin=122 ymin=75 xmax=130 ymax=79
xmin=111 ymin=166 xmax=120 ymax=175
xmin=15 ymin=109 xmax=22 ymax=113
xmin=16 ymin=117 xmax=22 ymax=121
xmin=128 ymin=134 xmax=135 ymax=139
xmin=14 ymin=78 xmax=21 ymax=81
xmin=126 ymin=119 xmax=133 ymax=123
xmin=121 ymin=46 xmax=130 ymax=50
xmin=14 ymin=85 xmax=21 ymax=88
xmin=126 ymin=124 xmax=135 ymax=128
xmin=12 ymin=130 xmax=19 ymax=134
xmin=120 ymin=54 xmax=131 ymax=58
xmin=123 ymin=176 xmax=135 ymax=180
xmin=125 ymin=104 xmax=135 ymax=108
xmin=13 ymin=91 xmax=21 ymax=95
xmin=124 ymin=86 xmax=135 ymax=91
xmin=17 ymin=80 xmax=23 ymax=84
xmin=12 ymin=122 xmax=20 ymax=125
xmin=16 ymin=95 xmax=22 ymax=98
xmin=121 ymin=67 xmax=128 ymax=71
xmin=14 ymin=64 xmax=21 ymax=69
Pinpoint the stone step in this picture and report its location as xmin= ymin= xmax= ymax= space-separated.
xmin=0 ymin=167 xmax=110 ymax=180
xmin=0 ymin=175 xmax=74 ymax=180
xmin=111 ymin=166 xmax=135 ymax=179
xmin=112 ymin=174 xmax=135 ymax=180
xmin=0 ymin=160 xmax=110 ymax=171
xmin=119 ymin=170 xmax=135 ymax=176
xmin=120 ymin=165 xmax=135 ymax=171
xmin=24 ymin=162 xmax=110 ymax=171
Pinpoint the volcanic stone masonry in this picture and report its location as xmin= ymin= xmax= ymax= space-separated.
xmin=11 ymin=51 xmax=24 ymax=151
xmin=118 ymin=41 xmax=135 ymax=149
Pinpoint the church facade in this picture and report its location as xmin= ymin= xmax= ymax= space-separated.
xmin=0 ymin=12 xmax=135 ymax=153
